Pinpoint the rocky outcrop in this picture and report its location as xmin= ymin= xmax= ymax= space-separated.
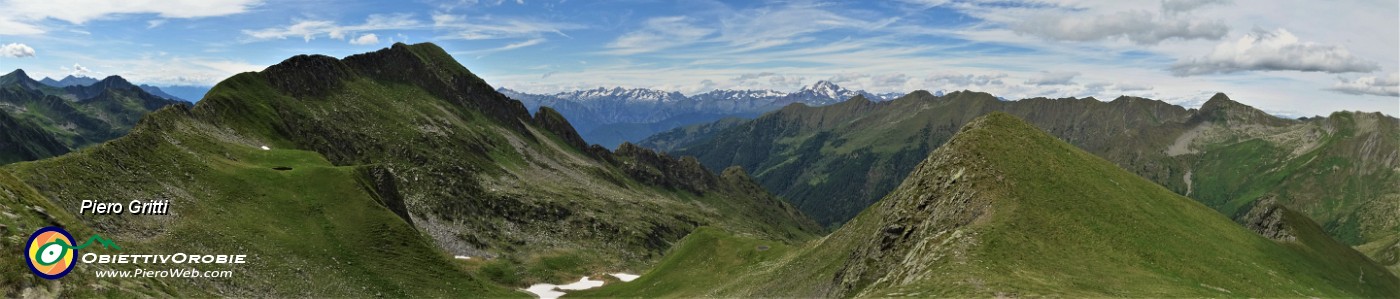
xmin=262 ymin=54 xmax=354 ymax=98
xmin=1195 ymin=92 xmax=1293 ymax=126
xmin=356 ymin=165 xmax=413 ymax=227
xmin=1236 ymin=195 xmax=1298 ymax=242
xmin=615 ymin=142 xmax=718 ymax=194
xmin=343 ymin=43 xmax=532 ymax=133
xmin=532 ymin=106 xmax=589 ymax=150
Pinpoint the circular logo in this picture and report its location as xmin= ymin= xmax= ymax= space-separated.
xmin=26 ymin=226 xmax=77 ymax=280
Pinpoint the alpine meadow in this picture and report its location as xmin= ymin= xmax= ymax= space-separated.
xmin=1 ymin=0 xmax=1396 ymax=298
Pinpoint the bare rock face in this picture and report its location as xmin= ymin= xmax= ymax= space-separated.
xmin=1237 ymin=195 xmax=1297 ymax=242
xmin=532 ymin=106 xmax=589 ymax=151
xmin=262 ymin=54 xmax=354 ymax=98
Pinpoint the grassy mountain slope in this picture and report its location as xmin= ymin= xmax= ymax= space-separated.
xmin=1 ymin=169 xmax=190 ymax=297
xmin=0 ymin=69 xmax=184 ymax=164
xmin=1 ymin=42 xmax=817 ymax=296
xmin=643 ymin=91 xmax=1400 ymax=255
xmin=587 ymin=112 xmax=1400 ymax=297
xmin=0 ymin=110 xmax=69 ymax=163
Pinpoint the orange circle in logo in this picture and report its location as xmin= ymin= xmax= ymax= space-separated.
xmin=26 ymin=227 xmax=76 ymax=280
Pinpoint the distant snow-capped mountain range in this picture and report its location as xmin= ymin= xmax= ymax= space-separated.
xmin=499 ymin=80 xmax=929 ymax=148
xmin=499 ymin=80 xmax=913 ymax=121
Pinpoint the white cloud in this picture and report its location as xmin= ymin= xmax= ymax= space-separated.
xmin=0 ymin=0 xmax=259 ymax=35
xmin=64 ymin=63 xmax=93 ymax=76
xmin=1011 ymin=9 xmax=1228 ymax=45
xmin=1 ymin=43 xmax=35 ymax=58
xmin=1328 ymin=73 xmax=1399 ymax=97
xmin=926 ymin=73 xmax=1008 ymax=87
xmin=605 ymin=16 xmax=713 ymax=55
xmin=244 ymin=14 xmax=420 ymax=42
xmin=350 ymin=33 xmax=379 ymax=45
xmin=1160 ymin=0 xmax=1230 ymax=15
xmin=118 ymin=58 xmax=262 ymax=86
xmin=1025 ymin=71 xmax=1080 ymax=85
xmin=147 ymin=19 xmax=167 ymax=29
xmin=1170 ymin=28 xmax=1379 ymax=76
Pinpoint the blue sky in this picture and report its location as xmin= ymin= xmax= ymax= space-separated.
xmin=0 ymin=0 xmax=1396 ymax=116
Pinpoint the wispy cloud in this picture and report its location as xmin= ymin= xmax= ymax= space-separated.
xmin=465 ymin=38 xmax=547 ymax=57
xmin=1025 ymin=71 xmax=1080 ymax=85
xmin=604 ymin=16 xmax=712 ymax=55
xmin=0 ymin=0 xmax=260 ymax=35
xmin=243 ymin=14 xmax=422 ymax=42
xmin=431 ymin=13 xmax=581 ymax=40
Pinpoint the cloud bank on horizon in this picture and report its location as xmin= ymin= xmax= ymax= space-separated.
xmin=0 ymin=0 xmax=1395 ymax=116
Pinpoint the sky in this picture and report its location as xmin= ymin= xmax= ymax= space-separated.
xmin=0 ymin=0 xmax=1396 ymax=117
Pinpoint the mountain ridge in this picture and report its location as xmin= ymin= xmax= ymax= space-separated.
xmin=582 ymin=112 xmax=1400 ymax=297
xmin=0 ymin=69 xmax=184 ymax=164
xmin=2 ymin=42 xmax=819 ymax=296
xmin=640 ymin=88 xmax=1400 ymax=265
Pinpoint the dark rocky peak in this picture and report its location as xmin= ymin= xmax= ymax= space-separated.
xmin=614 ymin=142 xmax=718 ymax=194
xmin=938 ymin=90 xmax=1002 ymax=106
xmin=1235 ymin=195 xmax=1297 ymax=242
xmin=94 ymin=75 xmax=137 ymax=89
xmin=1199 ymin=92 xmax=1236 ymax=111
xmin=342 ymin=42 xmax=531 ymax=130
xmin=3 ymin=69 xmax=30 ymax=80
xmin=0 ymin=69 xmax=44 ymax=89
xmin=904 ymin=90 xmax=936 ymax=100
xmin=532 ymin=106 xmax=589 ymax=151
xmin=262 ymin=54 xmax=355 ymax=98
xmin=1194 ymin=92 xmax=1288 ymax=126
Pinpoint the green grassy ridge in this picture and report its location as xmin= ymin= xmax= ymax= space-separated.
xmin=647 ymin=90 xmax=1400 ymax=257
xmin=3 ymin=42 xmax=818 ymax=295
xmin=4 ymin=113 xmax=520 ymax=296
xmin=0 ymin=169 xmax=190 ymax=297
xmin=600 ymin=112 xmax=1400 ymax=297
xmin=656 ymin=91 xmax=1196 ymax=228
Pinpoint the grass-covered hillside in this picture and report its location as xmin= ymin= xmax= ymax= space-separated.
xmin=643 ymin=90 xmax=1400 ymax=268
xmin=0 ymin=42 xmax=818 ymax=296
xmin=587 ymin=112 xmax=1400 ymax=297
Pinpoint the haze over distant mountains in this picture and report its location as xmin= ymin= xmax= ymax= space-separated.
xmin=36 ymin=74 xmax=204 ymax=102
xmin=499 ymin=80 xmax=914 ymax=148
